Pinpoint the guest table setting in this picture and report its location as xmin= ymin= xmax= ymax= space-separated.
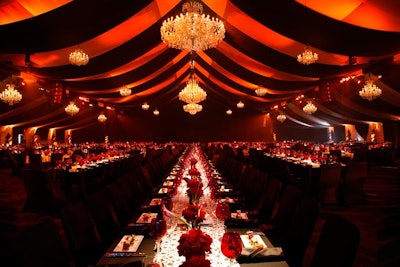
xmin=96 ymin=145 xmax=288 ymax=267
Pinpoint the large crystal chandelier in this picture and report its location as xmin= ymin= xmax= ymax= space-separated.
xmin=226 ymin=109 xmax=232 ymax=115
xmin=179 ymin=76 xmax=207 ymax=104
xmin=160 ymin=0 xmax=225 ymax=52
xmin=98 ymin=113 xmax=107 ymax=123
xmin=277 ymin=113 xmax=286 ymax=123
xmin=0 ymin=83 xmax=22 ymax=106
xmin=120 ymin=86 xmax=131 ymax=97
xmin=359 ymin=79 xmax=382 ymax=101
xmin=183 ymin=103 xmax=203 ymax=115
xmin=303 ymin=101 xmax=317 ymax=114
xmin=69 ymin=48 xmax=89 ymax=66
xmin=65 ymin=102 xmax=79 ymax=116
xmin=297 ymin=46 xmax=318 ymax=65
xmin=153 ymin=109 xmax=160 ymax=116
xmin=255 ymin=86 xmax=267 ymax=96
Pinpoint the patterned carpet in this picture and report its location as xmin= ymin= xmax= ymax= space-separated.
xmin=0 ymin=164 xmax=399 ymax=267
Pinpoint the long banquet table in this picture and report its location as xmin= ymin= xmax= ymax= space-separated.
xmin=96 ymin=145 xmax=288 ymax=267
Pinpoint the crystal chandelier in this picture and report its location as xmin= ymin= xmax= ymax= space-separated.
xmin=98 ymin=113 xmax=107 ymax=123
xmin=65 ymin=102 xmax=79 ymax=116
xmin=226 ymin=109 xmax=232 ymax=115
xmin=153 ymin=109 xmax=160 ymax=116
xmin=0 ymin=83 xmax=22 ymax=106
xmin=120 ymin=86 xmax=131 ymax=97
xmin=69 ymin=48 xmax=89 ymax=66
xmin=255 ymin=86 xmax=267 ymax=96
xmin=359 ymin=79 xmax=382 ymax=101
xmin=297 ymin=46 xmax=318 ymax=65
xmin=236 ymin=101 xmax=244 ymax=109
xmin=277 ymin=113 xmax=286 ymax=123
xmin=179 ymin=76 xmax=207 ymax=104
xmin=303 ymin=101 xmax=317 ymax=114
xmin=142 ymin=102 xmax=150 ymax=110
xmin=160 ymin=0 xmax=225 ymax=52
xmin=183 ymin=103 xmax=203 ymax=115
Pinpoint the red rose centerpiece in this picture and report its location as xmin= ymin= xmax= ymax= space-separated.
xmin=185 ymin=178 xmax=203 ymax=205
xmin=177 ymin=228 xmax=212 ymax=267
xmin=182 ymin=204 xmax=206 ymax=229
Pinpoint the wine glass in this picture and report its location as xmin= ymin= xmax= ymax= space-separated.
xmin=149 ymin=217 xmax=167 ymax=253
xmin=221 ymin=231 xmax=242 ymax=266
xmin=216 ymin=201 xmax=231 ymax=223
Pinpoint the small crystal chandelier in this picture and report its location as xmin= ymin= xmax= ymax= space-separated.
xmin=65 ymin=101 xmax=79 ymax=116
xmin=179 ymin=76 xmax=207 ymax=104
xmin=0 ymin=83 xmax=22 ymax=106
xmin=277 ymin=113 xmax=286 ymax=123
xmin=160 ymin=0 xmax=225 ymax=52
xmin=153 ymin=109 xmax=160 ymax=116
xmin=226 ymin=109 xmax=232 ymax=115
xmin=142 ymin=102 xmax=150 ymax=110
xmin=255 ymin=86 xmax=267 ymax=96
xmin=120 ymin=86 xmax=131 ymax=97
xmin=97 ymin=113 xmax=107 ymax=123
xmin=69 ymin=48 xmax=89 ymax=66
xmin=303 ymin=101 xmax=317 ymax=114
xmin=297 ymin=46 xmax=318 ymax=65
xmin=183 ymin=103 xmax=203 ymax=115
xmin=236 ymin=101 xmax=244 ymax=109
xmin=359 ymin=76 xmax=382 ymax=101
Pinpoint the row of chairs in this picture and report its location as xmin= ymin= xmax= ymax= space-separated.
xmin=212 ymin=150 xmax=360 ymax=267
xmin=11 ymin=147 xmax=185 ymax=267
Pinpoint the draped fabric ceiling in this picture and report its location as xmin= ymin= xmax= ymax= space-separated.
xmin=0 ymin=0 xmax=399 ymax=133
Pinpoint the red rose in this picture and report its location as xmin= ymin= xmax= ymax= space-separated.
xmin=182 ymin=204 xmax=206 ymax=223
xmin=179 ymin=255 xmax=211 ymax=267
xmin=177 ymin=229 xmax=212 ymax=259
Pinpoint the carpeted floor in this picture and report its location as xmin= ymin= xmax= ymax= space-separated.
xmin=0 ymin=164 xmax=399 ymax=267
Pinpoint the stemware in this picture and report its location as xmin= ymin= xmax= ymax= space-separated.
xmin=216 ymin=201 xmax=231 ymax=222
xmin=149 ymin=217 xmax=167 ymax=253
xmin=221 ymin=231 xmax=242 ymax=266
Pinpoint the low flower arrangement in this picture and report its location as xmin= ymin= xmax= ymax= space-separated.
xmin=177 ymin=229 xmax=212 ymax=267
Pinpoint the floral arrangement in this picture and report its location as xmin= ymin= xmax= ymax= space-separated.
xmin=190 ymin=158 xmax=198 ymax=165
xmin=188 ymin=166 xmax=200 ymax=176
xmin=177 ymin=229 xmax=212 ymax=262
xmin=182 ymin=204 xmax=206 ymax=229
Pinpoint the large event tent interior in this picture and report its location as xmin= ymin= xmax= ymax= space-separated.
xmin=0 ymin=1 xmax=399 ymax=267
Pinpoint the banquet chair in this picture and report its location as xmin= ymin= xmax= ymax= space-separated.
xmin=310 ymin=214 xmax=360 ymax=267
xmin=317 ymin=163 xmax=342 ymax=206
xmin=340 ymin=161 xmax=368 ymax=205
xmin=105 ymin=182 xmax=135 ymax=227
xmin=20 ymin=168 xmax=54 ymax=214
xmin=86 ymin=189 xmax=122 ymax=247
xmin=259 ymin=184 xmax=302 ymax=244
xmin=250 ymin=178 xmax=283 ymax=224
xmin=282 ymin=195 xmax=320 ymax=267
xmin=12 ymin=219 xmax=71 ymax=267
xmin=60 ymin=201 xmax=105 ymax=267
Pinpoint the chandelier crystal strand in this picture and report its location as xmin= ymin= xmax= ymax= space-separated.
xmin=69 ymin=48 xmax=89 ymax=66
xmin=179 ymin=76 xmax=207 ymax=104
xmin=160 ymin=0 xmax=225 ymax=51
xmin=255 ymin=86 xmax=267 ymax=96
xmin=98 ymin=113 xmax=107 ymax=123
xmin=65 ymin=102 xmax=79 ymax=116
xmin=297 ymin=46 xmax=318 ymax=65
xmin=303 ymin=101 xmax=317 ymax=114
xmin=0 ymin=84 xmax=22 ymax=106
xmin=359 ymin=80 xmax=382 ymax=101
xmin=120 ymin=86 xmax=132 ymax=97
xmin=183 ymin=103 xmax=203 ymax=115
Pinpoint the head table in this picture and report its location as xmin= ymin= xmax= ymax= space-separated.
xmin=96 ymin=145 xmax=288 ymax=267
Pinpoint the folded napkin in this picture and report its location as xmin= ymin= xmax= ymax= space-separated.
xmin=237 ymin=247 xmax=284 ymax=263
